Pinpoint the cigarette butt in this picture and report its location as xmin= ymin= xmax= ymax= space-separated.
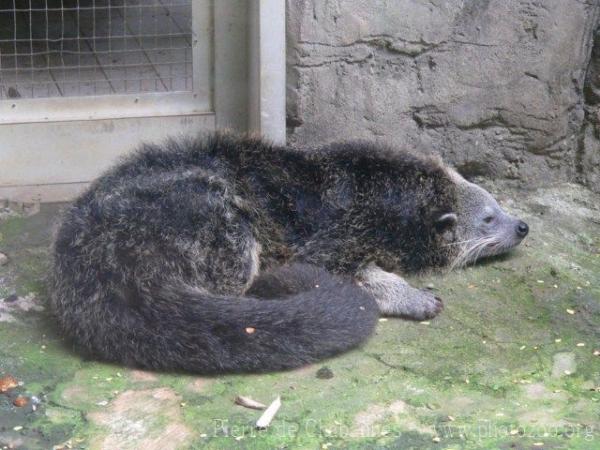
xmin=256 ymin=396 xmax=281 ymax=429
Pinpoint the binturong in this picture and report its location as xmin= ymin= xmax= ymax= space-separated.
xmin=50 ymin=133 xmax=529 ymax=374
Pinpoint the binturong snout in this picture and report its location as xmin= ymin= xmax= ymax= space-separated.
xmin=516 ymin=220 xmax=529 ymax=238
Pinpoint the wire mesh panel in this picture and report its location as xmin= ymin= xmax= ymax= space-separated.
xmin=0 ymin=0 xmax=193 ymax=100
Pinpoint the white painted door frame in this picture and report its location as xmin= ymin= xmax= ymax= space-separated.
xmin=249 ymin=0 xmax=286 ymax=145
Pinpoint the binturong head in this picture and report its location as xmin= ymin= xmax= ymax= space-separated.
xmin=440 ymin=169 xmax=529 ymax=269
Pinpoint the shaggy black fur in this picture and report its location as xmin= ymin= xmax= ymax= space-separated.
xmin=50 ymin=133 xmax=459 ymax=373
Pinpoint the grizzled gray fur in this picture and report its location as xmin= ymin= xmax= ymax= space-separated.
xmin=50 ymin=133 xmax=528 ymax=373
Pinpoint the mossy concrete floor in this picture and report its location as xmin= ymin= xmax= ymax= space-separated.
xmin=0 ymin=182 xmax=599 ymax=450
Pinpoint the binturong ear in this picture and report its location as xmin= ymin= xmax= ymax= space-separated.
xmin=435 ymin=212 xmax=458 ymax=233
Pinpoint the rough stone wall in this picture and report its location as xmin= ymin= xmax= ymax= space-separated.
xmin=583 ymin=27 xmax=600 ymax=191
xmin=286 ymin=0 xmax=600 ymax=190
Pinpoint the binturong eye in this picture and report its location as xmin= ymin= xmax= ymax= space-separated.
xmin=483 ymin=215 xmax=494 ymax=224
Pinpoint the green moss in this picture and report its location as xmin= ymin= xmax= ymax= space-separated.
xmin=1 ymin=186 xmax=599 ymax=449
xmin=0 ymin=215 xmax=28 ymax=244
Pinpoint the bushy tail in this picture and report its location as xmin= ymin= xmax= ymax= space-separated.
xmin=78 ymin=264 xmax=379 ymax=374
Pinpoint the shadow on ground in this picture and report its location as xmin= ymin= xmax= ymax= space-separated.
xmin=1 ymin=182 xmax=599 ymax=450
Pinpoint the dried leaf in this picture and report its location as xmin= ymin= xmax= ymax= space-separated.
xmin=235 ymin=395 xmax=266 ymax=410
xmin=13 ymin=396 xmax=28 ymax=407
xmin=0 ymin=375 xmax=18 ymax=393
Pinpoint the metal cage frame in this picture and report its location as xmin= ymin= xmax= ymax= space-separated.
xmin=0 ymin=0 xmax=211 ymax=123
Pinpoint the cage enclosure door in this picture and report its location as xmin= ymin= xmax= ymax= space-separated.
xmin=0 ymin=0 xmax=285 ymax=202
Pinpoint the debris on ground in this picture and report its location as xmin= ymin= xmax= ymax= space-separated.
xmin=0 ymin=375 xmax=18 ymax=393
xmin=256 ymin=396 xmax=282 ymax=429
xmin=234 ymin=395 xmax=266 ymax=410
xmin=13 ymin=396 xmax=28 ymax=407
xmin=316 ymin=366 xmax=334 ymax=379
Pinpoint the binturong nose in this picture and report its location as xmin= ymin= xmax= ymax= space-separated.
xmin=516 ymin=221 xmax=529 ymax=238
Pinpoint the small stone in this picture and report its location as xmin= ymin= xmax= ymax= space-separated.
xmin=593 ymin=350 xmax=600 ymax=356
xmin=552 ymin=352 xmax=576 ymax=378
xmin=0 ymin=253 xmax=8 ymax=266
xmin=316 ymin=367 xmax=334 ymax=379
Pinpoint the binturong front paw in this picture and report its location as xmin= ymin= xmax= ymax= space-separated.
xmin=371 ymin=280 xmax=444 ymax=320
xmin=357 ymin=266 xmax=444 ymax=321
xmin=401 ymin=288 xmax=444 ymax=321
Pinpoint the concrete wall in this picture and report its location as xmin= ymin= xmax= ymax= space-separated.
xmin=286 ymin=0 xmax=600 ymax=191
